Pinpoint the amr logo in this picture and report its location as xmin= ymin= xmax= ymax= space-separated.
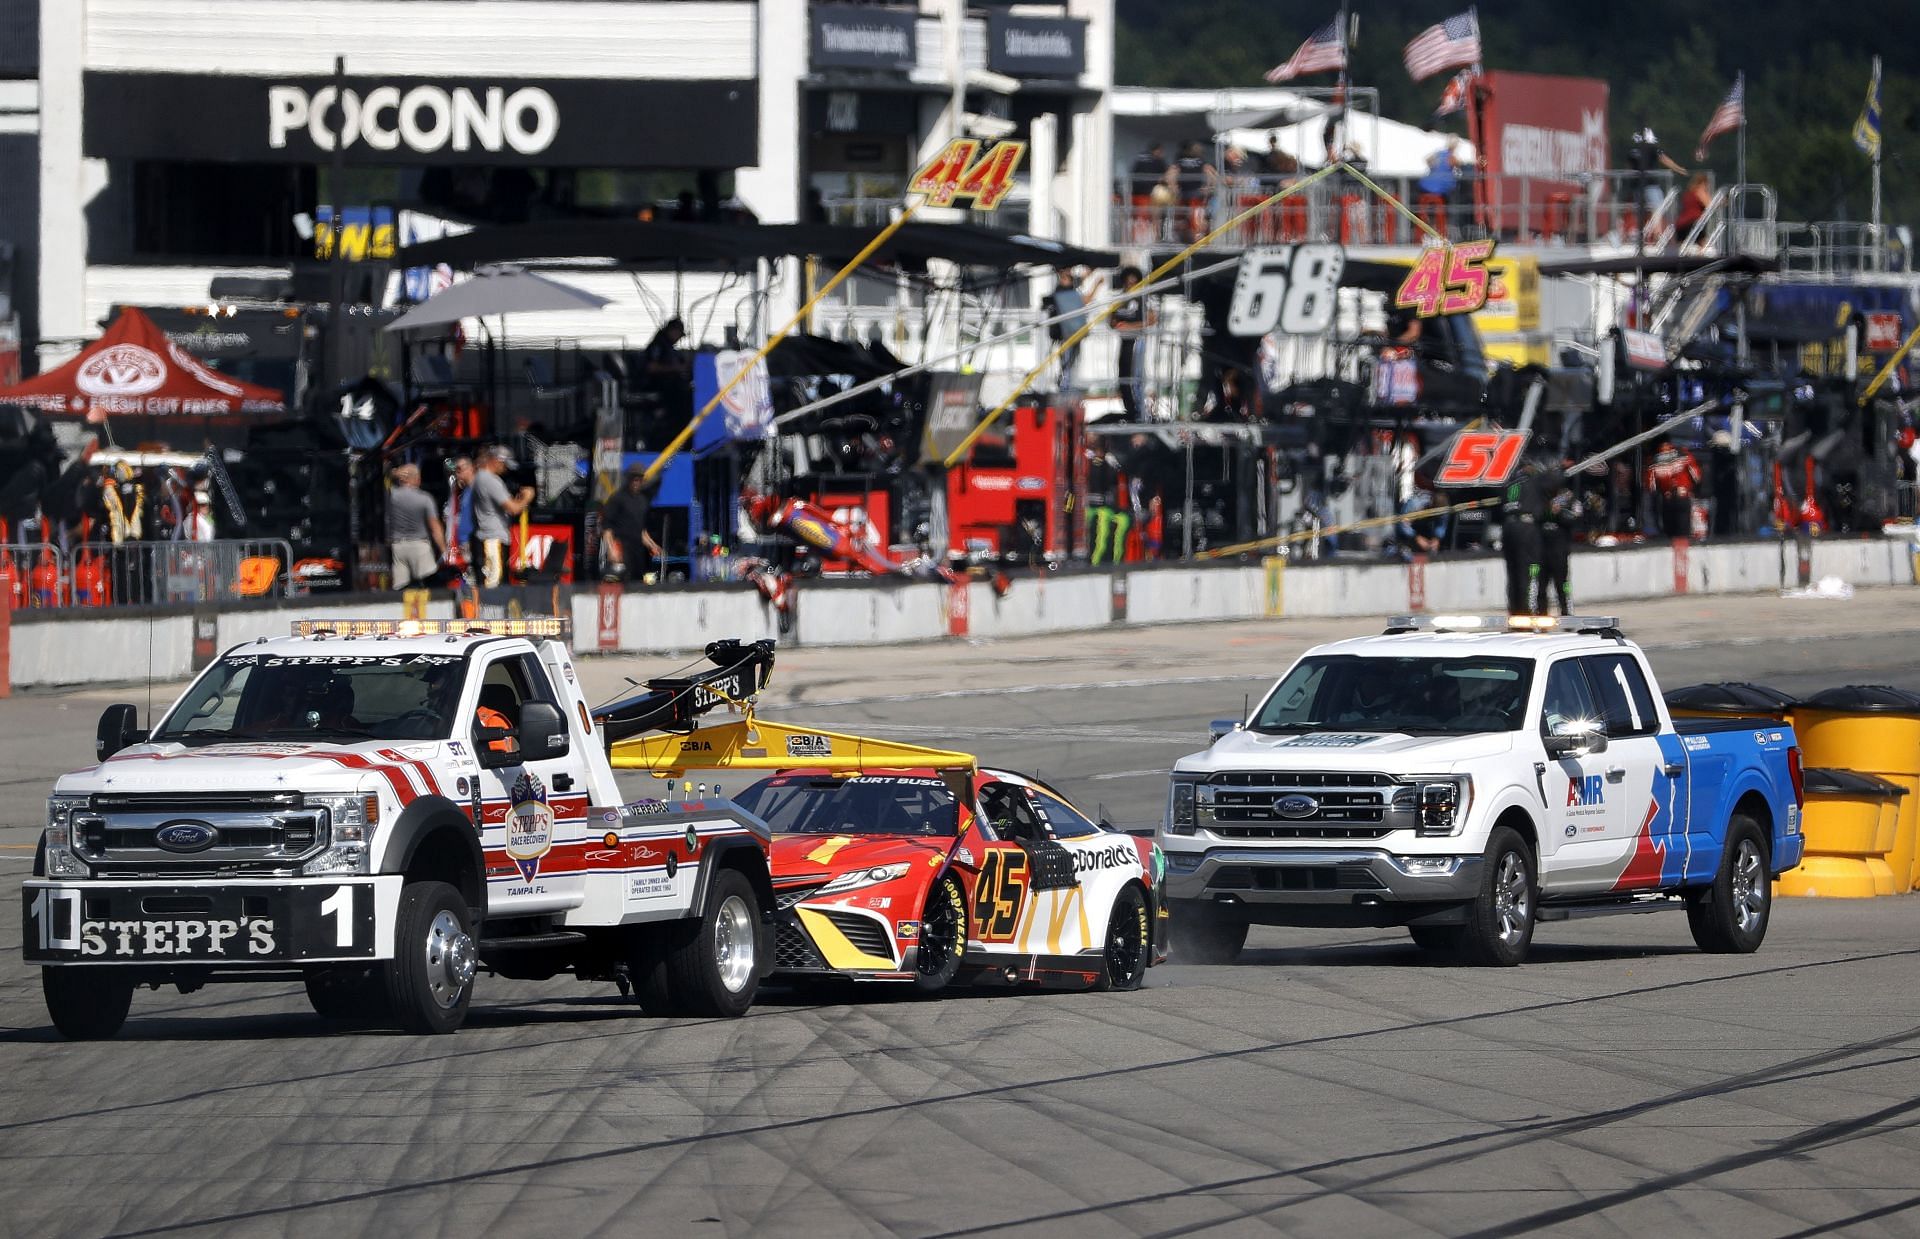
xmin=1567 ymin=775 xmax=1605 ymax=807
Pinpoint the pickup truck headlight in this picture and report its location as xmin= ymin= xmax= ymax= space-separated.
xmin=818 ymin=863 xmax=910 ymax=895
xmin=1406 ymin=776 xmax=1472 ymax=836
xmin=304 ymin=788 xmax=381 ymax=875
xmin=1167 ymin=778 xmax=1199 ymax=836
xmin=42 ymin=796 xmax=90 ymax=877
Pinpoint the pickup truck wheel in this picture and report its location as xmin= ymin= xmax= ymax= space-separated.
xmin=661 ymin=868 xmax=761 ymax=1018
xmin=42 ymin=968 xmax=134 ymax=1040
xmin=304 ymin=967 xmax=391 ymax=1024
xmin=912 ymin=875 xmax=967 ymax=994
xmin=1094 ymin=886 xmax=1151 ymax=992
xmin=1171 ymin=903 xmax=1248 ymax=965
xmin=1457 ymin=827 xmax=1535 ymax=967
xmin=1688 ymin=817 xmax=1771 ymax=954
xmin=381 ymin=881 xmax=476 ymax=1035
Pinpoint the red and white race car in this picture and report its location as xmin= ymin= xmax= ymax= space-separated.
xmin=733 ymin=766 xmax=1167 ymax=992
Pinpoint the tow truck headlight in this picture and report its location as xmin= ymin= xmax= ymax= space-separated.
xmin=817 ymin=864 xmax=910 ymax=895
xmin=305 ymin=788 xmax=382 ymax=875
xmin=1168 ymin=779 xmax=1199 ymax=835
xmin=43 ymin=796 xmax=90 ymax=877
xmin=1407 ymin=777 xmax=1472 ymax=836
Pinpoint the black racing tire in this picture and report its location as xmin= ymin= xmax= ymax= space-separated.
xmin=1456 ymin=826 xmax=1536 ymax=967
xmin=1688 ymin=816 xmax=1771 ymax=954
xmin=1094 ymin=886 xmax=1152 ymax=992
xmin=912 ymin=875 xmax=967 ymax=994
xmin=660 ymin=867 xmax=761 ymax=1018
xmin=1408 ymin=925 xmax=1463 ymax=954
xmin=380 ymin=880 xmax=476 ymax=1035
xmin=1170 ymin=902 xmax=1248 ymax=965
xmin=304 ymin=966 xmax=392 ymax=1024
xmin=42 ymin=968 xmax=134 ymax=1040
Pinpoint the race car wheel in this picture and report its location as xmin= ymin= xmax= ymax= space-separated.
xmin=1688 ymin=816 xmax=1770 ymax=954
xmin=304 ymin=966 xmax=392 ymax=1024
xmin=1170 ymin=902 xmax=1248 ymax=965
xmin=382 ymin=881 xmax=476 ymax=1035
xmin=660 ymin=868 xmax=761 ymax=1018
xmin=1094 ymin=886 xmax=1150 ymax=992
xmin=912 ymin=875 xmax=967 ymax=994
xmin=42 ymin=968 xmax=134 ymax=1040
xmin=1456 ymin=826 xmax=1535 ymax=967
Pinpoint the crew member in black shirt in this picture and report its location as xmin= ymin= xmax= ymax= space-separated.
xmin=599 ymin=465 xmax=664 ymax=582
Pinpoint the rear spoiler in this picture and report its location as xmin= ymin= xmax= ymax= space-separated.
xmin=593 ymin=639 xmax=776 ymax=745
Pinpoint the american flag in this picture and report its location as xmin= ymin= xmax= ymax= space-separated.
xmin=1694 ymin=74 xmax=1744 ymax=160
xmin=1266 ymin=18 xmax=1346 ymax=83
xmin=1402 ymin=11 xmax=1481 ymax=83
xmin=1433 ymin=67 xmax=1478 ymax=118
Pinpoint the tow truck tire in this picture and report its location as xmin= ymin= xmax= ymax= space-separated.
xmin=660 ymin=868 xmax=760 ymax=1018
xmin=1170 ymin=903 xmax=1248 ymax=965
xmin=42 ymin=968 xmax=134 ymax=1040
xmin=304 ymin=967 xmax=391 ymax=1024
xmin=1094 ymin=886 xmax=1151 ymax=992
xmin=1456 ymin=826 xmax=1536 ymax=967
xmin=912 ymin=875 xmax=967 ymax=994
xmin=1688 ymin=817 xmax=1770 ymax=955
xmin=382 ymin=881 xmax=476 ymax=1035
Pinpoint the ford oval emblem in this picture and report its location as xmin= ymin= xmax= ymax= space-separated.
xmin=155 ymin=821 xmax=217 ymax=852
xmin=1276 ymin=794 xmax=1319 ymax=819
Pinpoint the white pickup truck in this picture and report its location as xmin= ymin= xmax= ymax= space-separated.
xmin=1160 ymin=615 xmax=1806 ymax=966
xmin=24 ymin=619 xmax=777 ymax=1037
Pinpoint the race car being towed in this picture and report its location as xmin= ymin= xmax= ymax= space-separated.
xmin=740 ymin=767 xmax=1164 ymax=991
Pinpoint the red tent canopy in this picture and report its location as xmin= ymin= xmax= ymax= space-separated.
xmin=0 ymin=306 xmax=285 ymax=422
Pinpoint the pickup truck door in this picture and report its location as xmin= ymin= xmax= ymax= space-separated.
xmin=469 ymin=648 xmax=597 ymax=914
xmin=1578 ymin=652 xmax=1687 ymax=893
xmin=1538 ymin=657 xmax=1622 ymax=892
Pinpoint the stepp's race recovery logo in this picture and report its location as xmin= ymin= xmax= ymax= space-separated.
xmin=507 ymin=771 xmax=556 ymax=880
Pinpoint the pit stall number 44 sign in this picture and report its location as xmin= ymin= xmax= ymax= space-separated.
xmin=909 ymin=139 xmax=1027 ymax=211
xmin=1227 ymin=244 xmax=1344 ymax=337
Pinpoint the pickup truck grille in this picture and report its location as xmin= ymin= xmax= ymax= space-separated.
xmin=74 ymin=791 xmax=325 ymax=876
xmin=1210 ymin=824 xmax=1395 ymax=840
xmin=1210 ymin=864 xmax=1384 ymax=892
xmin=1202 ymin=772 xmax=1399 ymax=832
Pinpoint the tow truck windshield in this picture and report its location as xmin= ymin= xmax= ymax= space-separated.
xmin=151 ymin=651 xmax=469 ymax=745
xmin=1249 ymin=654 xmax=1535 ymax=735
xmin=733 ymin=773 xmax=961 ymax=837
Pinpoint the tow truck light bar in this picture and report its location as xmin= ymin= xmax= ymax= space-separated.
xmin=1384 ymin=614 xmax=1623 ymax=636
xmin=291 ymin=617 xmax=571 ymax=639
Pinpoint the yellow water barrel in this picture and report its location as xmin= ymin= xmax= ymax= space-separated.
xmin=1664 ymin=682 xmax=1797 ymax=725
xmin=1795 ymin=686 xmax=1920 ymax=892
xmin=1776 ymin=768 xmax=1898 ymax=898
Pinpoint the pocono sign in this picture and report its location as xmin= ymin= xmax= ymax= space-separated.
xmin=268 ymin=83 xmax=559 ymax=156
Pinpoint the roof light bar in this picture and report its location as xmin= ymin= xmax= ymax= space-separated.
xmin=1385 ymin=614 xmax=1622 ymax=635
xmin=292 ymin=617 xmax=571 ymax=639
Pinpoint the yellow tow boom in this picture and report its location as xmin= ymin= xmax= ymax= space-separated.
xmin=610 ymin=709 xmax=977 ymax=780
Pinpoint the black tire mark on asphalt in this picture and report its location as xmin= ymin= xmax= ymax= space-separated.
xmin=95 ymin=947 xmax=1920 ymax=1237
xmin=1772 ymin=1192 xmax=1920 ymax=1239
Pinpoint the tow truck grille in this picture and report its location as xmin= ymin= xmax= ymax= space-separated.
xmin=75 ymin=791 xmax=325 ymax=876
xmin=1209 ymin=864 xmax=1384 ymax=892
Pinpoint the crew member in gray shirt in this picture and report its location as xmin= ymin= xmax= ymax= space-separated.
xmin=472 ymin=445 xmax=536 ymax=587
xmin=385 ymin=464 xmax=446 ymax=589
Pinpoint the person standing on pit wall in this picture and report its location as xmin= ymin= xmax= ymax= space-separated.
xmin=1646 ymin=437 xmax=1701 ymax=539
xmin=1112 ymin=267 xmax=1153 ymax=419
xmin=443 ymin=456 xmax=475 ymax=583
xmin=471 ymin=445 xmax=536 ymax=589
xmin=599 ymin=464 xmax=665 ymax=583
xmin=1500 ymin=457 xmax=1552 ymax=615
xmin=1040 ymin=268 xmax=1091 ymax=391
xmin=386 ymin=463 xmax=446 ymax=590
xmin=1539 ymin=463 xmax=1582 ymax=615
xmin=1084 ymin=441 xmax=1129 ymax=565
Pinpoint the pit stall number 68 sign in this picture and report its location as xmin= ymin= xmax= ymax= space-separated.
xmin=1227 ymin=243 xmax=1345 ymax=337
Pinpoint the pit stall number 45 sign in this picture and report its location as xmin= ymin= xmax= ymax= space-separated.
xmin=1227 ymin=243 xmax=1345 ymax=337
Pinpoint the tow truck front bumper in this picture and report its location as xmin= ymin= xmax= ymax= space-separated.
xmin=1162 ymin=847 xmax=1483 ymax=926
xmin=23 ymin=877 xmax=403 ymax=966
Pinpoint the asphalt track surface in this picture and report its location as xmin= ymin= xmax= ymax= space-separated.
xmin=4 ymin=591 xmax=1920 ymax=1237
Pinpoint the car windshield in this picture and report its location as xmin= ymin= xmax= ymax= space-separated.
xmin=733 ymin=773 xmax=960 ymax=837
xmin=1249 ymin=654 xmax=1534 ymax=735
xmin=151 ymin=651 xmax=469 ymax=745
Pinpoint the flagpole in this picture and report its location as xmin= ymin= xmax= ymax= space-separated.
xmin=1871 ymin=55 xmax=1883 ymax=269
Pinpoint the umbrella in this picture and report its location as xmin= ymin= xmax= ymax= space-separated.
xmin=384 ymin=265 xmax=610 ymax=333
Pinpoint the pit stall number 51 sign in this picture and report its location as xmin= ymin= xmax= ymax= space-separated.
xmin=1227 ymin=243 xmax=1345 ymax=337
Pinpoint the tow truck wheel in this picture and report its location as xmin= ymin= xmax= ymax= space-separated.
xmin=1094 ymin=886 xmax=1151 ymax=991
xmin=1688 ymin=817 xmax=1771 ymax=954
xmin=304 ymin=967 xmax=391 ymax=1024
xmin=1170 ymin=902 xmax=1248 ymax=965
xmin=1457 ymin=826 xmax=1536 ymax=967
xmin=660 ymin=868 xmax=761 ymax=1018
xmin=42 ymin=968 xmax=134 ymax=1040
xmin=382 ymin=881 xmax=476 ymax=1035
xmin=912 ymin=875 xmax=967 ymax=994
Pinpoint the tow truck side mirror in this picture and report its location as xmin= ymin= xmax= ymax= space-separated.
xmin=97 ymin=704 xmax=144 ymax=761
xmin=518 ymin=702 xmax=571 ymax=761
xmin=474 ymin=725 xmax=520 ymax=769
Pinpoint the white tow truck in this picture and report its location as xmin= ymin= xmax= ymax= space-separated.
xmin=24 ymin=619 xmax=778 ymax=1037
xmin=1160 ymin=615 xmax=1805 ymax=966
